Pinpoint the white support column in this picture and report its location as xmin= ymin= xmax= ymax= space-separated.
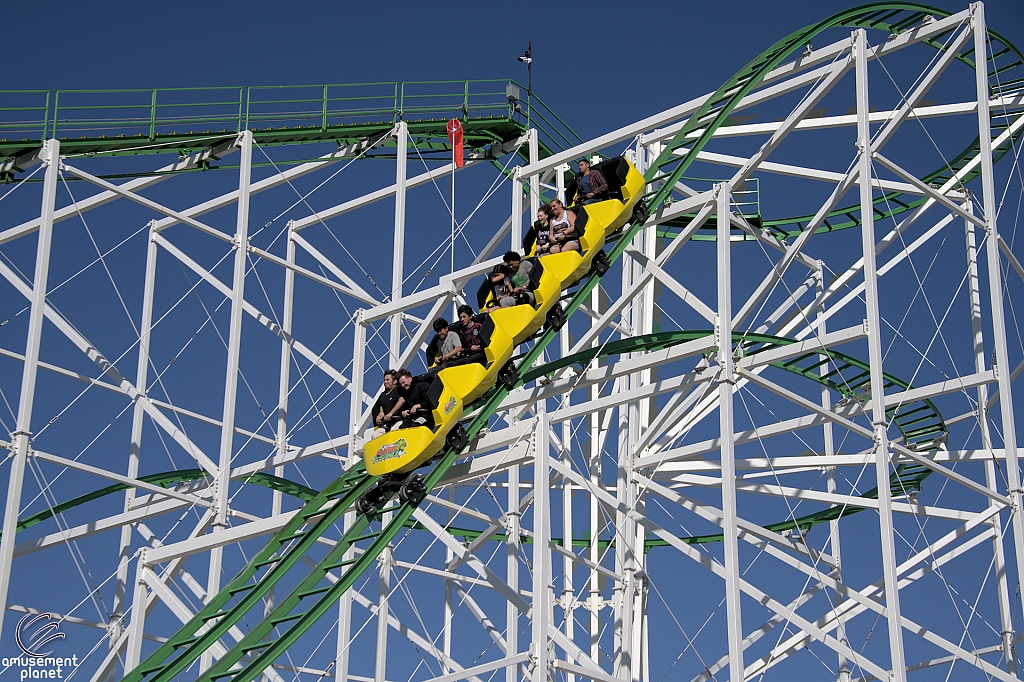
xmin=716 ymin=182 xmax=744 ymax=682
xmin=512 ymin=167 xmax=524 ymax=251
xmin=614 ymin=168 xmax=641 ymax=678
xmin=588 ymin=279 xmax=602 ymax=663
xmin=338 ymin=307 xmax=365 ymax=680
xmin=633 ymin=138 xmax=654 ymax=682
xmin=111 ymin=220 xmax=159 ymax=659
xmin=350 ymin=311 xmax=367 ymax=454
xmin=507 ymin=461 xmax=521 ymax=682
xmin=0 ymin=139 xmax=59 ymax=643
xmin=855 ymin=29 xmax=908 ymax=682
xmin=617 ymin=169 xmax=646 ymax=682
xmin=965 ymin=211 xmax=1017 ymax=674
xmin=532 ymin=406 xmax=552 ymax=681
xmin=529 ymin=129 xmax=540 ymax=225
xmin=560 ymin=322 xmax=574 ymax=682
xmin=444 ymin=485 xmax=454 ymax=674
xmin=391 ymin=121 xmax=408 ymax=366
xmin=556 ymin=165 xmax=566 ymax=205
xmin=277 ymin=226 xmax=297 ymax=469
xmin=335 ymin=507 xmax=357 ymax=682
xmin=203 ymin=129 xmax=253 ymax=672
xmin=124 ymin=551 xmax=149 ymax=672
xmin=973 ymin=1 xmax=1024 ymax=623
xmin=819 ymin=261 xmax=851 ymax=682
xmin=265 ymin=225 xmax=297 ymax=680
xmin=374 ymin=538 xmax=392 ymax=682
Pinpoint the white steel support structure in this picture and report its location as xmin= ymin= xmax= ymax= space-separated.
xmin=391 ymin=122 xmax=408 ymax=366
xmin=974 ymin=3 xmax=1024 ymax=624
xmin=111 ymin=219 xmax=160 ymax=673
xmin=716 ymin=183 xmax=745 ymax=682
xmin=3 ymin=10 xmax=1024 ymax=682
xmin=966 ymin=207 xmax=1018 ymax=674
xmin=0 ymin=138 xmax=59 ymax=645
xmin=203 ymin=129 xmax=253 ymax=672
xmin=855 ymin=29 xmax=908 ymax=680
xmin=532 ymin=404 xmax=551 ymax=682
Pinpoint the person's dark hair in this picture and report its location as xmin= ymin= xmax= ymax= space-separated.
xmin=432 ymin=317 xmax=449 ymax=332
xmin=384 ymin=368 xmax=398 ymax=380
xmin=397 ymin=368 xmax=413 ymax=379
xmin=503 ymin=251 xmax=521 ymax=264
xmin=579 ymin=158 xmax=590 ymax=169
xmin=491 ymin=264 xmax=509 ymax=276
xmin=457 ymin=304 xmax=474 ymax=318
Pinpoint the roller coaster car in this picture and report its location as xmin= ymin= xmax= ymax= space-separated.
xmin=564 ymin=156 xmax=635 ymax=208
xmin=363 ymin=372 xmax=465 ymax=477
xmin=360 ymin=157 xmax=644 ymax=488
xmin=428 ymin=314 xmax=519 ymax=403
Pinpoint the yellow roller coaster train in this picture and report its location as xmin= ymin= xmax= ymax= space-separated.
xmin=361 ymin=157 xmax=645 ymax=482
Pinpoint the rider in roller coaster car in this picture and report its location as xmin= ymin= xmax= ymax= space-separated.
xmin=572 ymin=159 xmax=608 ymax=205
xmin=395 ymin=368 xmax=437 ymax=431
xmin=523 ymin=204 xmax=553 ymax=256
xmin=478 ymin=264 xmax=509 ymax=313
xmin=425 ymin=307 xmax=490 ymax=370
xmin=501 ymin=251 xmax=535 ymax=306
xmin=474 ymin=252 xmax=546 ymax=315
xmin=429 ymin=317 xmax=462 ymax=368
xmin=370 ymin=368 xmax=404 ymax=438
xmin=547 ymin=199 xmax=580 ymax=254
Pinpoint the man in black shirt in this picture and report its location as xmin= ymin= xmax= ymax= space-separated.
xmin=396 ymin=369 xmax=436 ymax=430
xmin=370 ymin=369 xmax=403 ymax=438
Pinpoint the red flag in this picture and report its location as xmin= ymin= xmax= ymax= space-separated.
xmin=447 ymin=119 xmax=464 ymax=168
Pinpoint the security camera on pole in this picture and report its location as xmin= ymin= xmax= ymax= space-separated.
xmin=518 ymin=41 xmax=532 ymax=123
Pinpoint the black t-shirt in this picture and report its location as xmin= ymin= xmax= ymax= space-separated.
xmin=372 ymin=387 xmax=402 ymax=422
xmin=401 ymin=378 xmax=433 ymax=412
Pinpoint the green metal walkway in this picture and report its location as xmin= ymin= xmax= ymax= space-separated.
xmin=0 ymin=79 xmax=579 ymax=172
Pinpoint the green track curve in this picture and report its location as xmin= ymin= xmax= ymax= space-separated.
xmin=0 ymin=470 xmax=317 ymax=543
xmin=652 ymin=2 xmax=1024 ymax=242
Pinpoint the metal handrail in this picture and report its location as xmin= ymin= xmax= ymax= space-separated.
xmin=1 ymin=79 xmax=583 ymax=159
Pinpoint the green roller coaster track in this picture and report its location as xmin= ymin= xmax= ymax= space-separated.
xmin=5 ymin=3 xmax=1016 ymax=680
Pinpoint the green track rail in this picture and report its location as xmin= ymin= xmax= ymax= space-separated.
xmin=104 ymin=4 xmax=1012 ymax=680
xmin=0 ymin=470 xmax=317 ymax=543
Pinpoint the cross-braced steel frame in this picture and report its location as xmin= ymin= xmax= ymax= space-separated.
xmin=2 ymin=3 xmax=1024 ymax=681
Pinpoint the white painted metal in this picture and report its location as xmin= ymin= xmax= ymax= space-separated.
xmin=855 ymin=28 xmax=908 ymax=680
xmin=974 ymin=2 xmax=1024 ymax=627
xmin=716 ymin=183 xmax=744 ymax=682
xmin=391 ymin=121 xmax=408 ymax=367
xmin=0 ymin=139 xmax=60 ymax=644
xmin=202 ymin=129 xmax=253 ymax=672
